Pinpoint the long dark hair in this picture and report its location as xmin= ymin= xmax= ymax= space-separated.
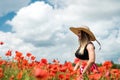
xmin=79 ymin=31 xmax=91 ymax=54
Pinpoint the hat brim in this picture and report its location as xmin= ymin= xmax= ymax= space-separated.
xmin=70 ymin=27 xmax=96 ymax=41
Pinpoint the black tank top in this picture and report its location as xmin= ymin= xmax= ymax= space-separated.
xmin=75 ymin=42 xmax=94 ymax=60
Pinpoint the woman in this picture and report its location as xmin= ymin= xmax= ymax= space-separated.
xmin=69 ymin=26 xmax=101 ymax=76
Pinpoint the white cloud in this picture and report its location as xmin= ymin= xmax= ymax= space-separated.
xmin=0 ymin=31 xmax=35 ymax=59
xmin=1 ymin=0 xmax=120 ymax=63
xmin=0 ymin=0 xmax=30 ymax=17
xmin=7 ymin=2 xmax=56 ymax=41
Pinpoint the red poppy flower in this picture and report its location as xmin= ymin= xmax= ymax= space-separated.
xmin=0 ymin=41 xmax=4 ymax=45
xmin=17 ymin=71 xmax=22 ymax=79
xmin=103 ymin=61 xmax=113 ymax=69
xmin=58 ymin=74 xmax=65 ymax=79
xmin=31 ymin=56 xmax=36 ymax=60
xmin=15 ymin=51 xmax=22 ymax=58
xmin=40 ymin=58 xmax=48 ymax=65
xmin=5 ymin=50 xmax=12 ymax=56
xmin=34 ymin=68 xmax=48 ymax=79
xmin=26 ymin=53 xmax=32 ymax=57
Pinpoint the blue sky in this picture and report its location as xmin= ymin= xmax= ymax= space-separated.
xmin=0 ymin=0 xmax=58 ymax=32
xmin=0 ymin=0 xmax=120 ymax=64
xmin=0 ymin=0 xmax=48 ymax=32
xmin=0 ymin=12 xmax=15 ymax=32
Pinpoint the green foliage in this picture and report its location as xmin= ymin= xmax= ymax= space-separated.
xmin=112 ymin=63 xmax=120 ymax=69
xmin=0 ymin=61 xmax=35 ymax=80
xmin=96 ymin=63 xmax=102 ymax=67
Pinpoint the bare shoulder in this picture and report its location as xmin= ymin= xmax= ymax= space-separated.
xmin=86 ymin=42 xmax=95 ymax=50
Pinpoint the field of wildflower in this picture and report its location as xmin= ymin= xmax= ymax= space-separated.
xmin=0 ymin=41 xmax=120 ymax=80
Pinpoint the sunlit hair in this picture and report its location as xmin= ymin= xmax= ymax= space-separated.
xmin=78 ymin=31 xmax=91 ymax=54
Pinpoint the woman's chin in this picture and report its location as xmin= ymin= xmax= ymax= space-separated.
xmin=78 ymin=38 xmax=81 ymax=40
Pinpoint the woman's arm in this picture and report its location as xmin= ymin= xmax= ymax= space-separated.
xmin=74 ymin=61 xmax=81 ymax=71
xmin=82 ymin=43 xmax=95 ymax=75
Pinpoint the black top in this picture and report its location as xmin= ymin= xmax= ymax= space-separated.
xmin=75 ymin=42 xmax=93 ymax=60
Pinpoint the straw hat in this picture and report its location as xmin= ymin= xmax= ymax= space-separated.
xmin=69 ymin=26 xmax=96 ymax=41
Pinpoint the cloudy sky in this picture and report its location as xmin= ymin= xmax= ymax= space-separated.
xmin=0 ymin=0 xmax=120 ymax=63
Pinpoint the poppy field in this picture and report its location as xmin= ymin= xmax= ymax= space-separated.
xmin=0 ymin=42 xmax=120 ymax=80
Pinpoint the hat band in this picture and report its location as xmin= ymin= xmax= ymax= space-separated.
xmin=96 ymin=39 xmax=101 ymax=50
